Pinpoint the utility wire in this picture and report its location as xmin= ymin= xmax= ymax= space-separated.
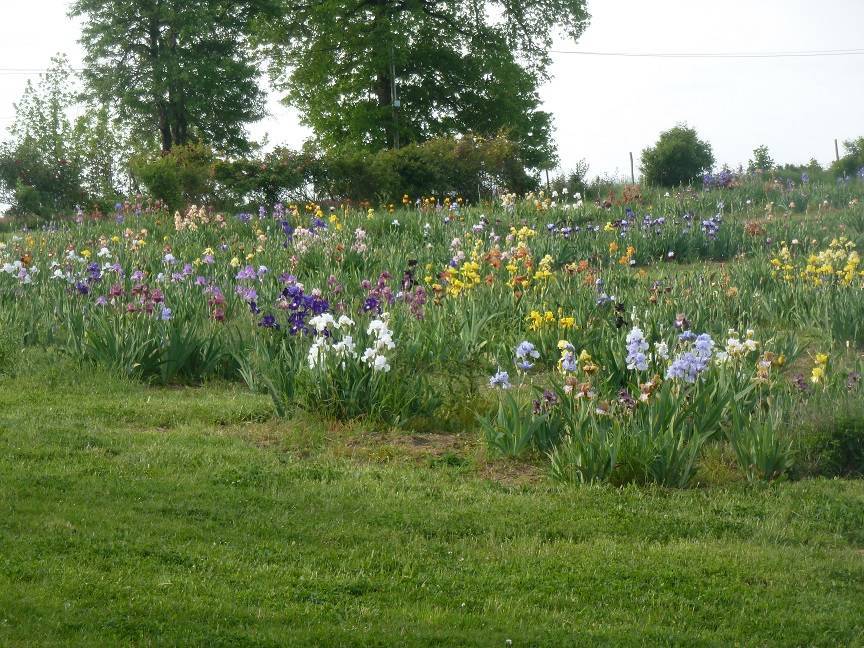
xmin=0 ymin=68 xmax=85 ymax=75
xmin=0 ymin=47 xmax=861 ymax=78
xmin=548 ymin=48 xmax=864 ymax=58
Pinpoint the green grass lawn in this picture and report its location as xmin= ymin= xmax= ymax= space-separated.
xmin=2 ymin=357 xmax=863 ymax=646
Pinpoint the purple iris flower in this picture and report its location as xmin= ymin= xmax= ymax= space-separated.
xmin=87 ymin=262 xmax=102 ymax=281
xmin=258 ymin=314 xmax=280 ymax=329
xmin=235 ymin=265 xmax=258 ymax=281
xmin=236 ymin=286 xmax=258 ymax=302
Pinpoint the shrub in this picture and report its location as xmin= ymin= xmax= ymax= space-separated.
xmin=321 ymin=145 xmax=394 ymax=201
xmin=830 ymin=136 xmax=864 ymax=180
xmin=747 ymin=145 xmax=774 ymax=173
xmin=130 ymin=143 xmax=215 ymax=211
xmin=0 ymin=56 xmax=130 ymax=217
xmin=0 ymin=140 xmax=86 ymax=218
xmin=771 ymin=160 xmax=830 ymax=186
xmin=549 ymin=160 xmax=589 ymax=199
xmin=641 ymin=125 xmax=715 ymax=187
xmin=320 ymin=135 xmax=536 ymax=201
xmin=213 ymin=146 xmax=325 ymax=211
xmin=126 ymin=135 xmax=536 ymax=211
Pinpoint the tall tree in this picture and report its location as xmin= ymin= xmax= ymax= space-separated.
xmin=70 ymin=0 xmax=270 ymax=154
xmin=257 ymin=0 xmax=590 ymax=168
xmin=1 ymin=54 xmax=153 ymax=215
xmin=0 ymin=55 xmax=86 ymax=215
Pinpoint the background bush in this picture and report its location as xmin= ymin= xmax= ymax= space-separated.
xmin=641 ymin=124 xmax=715 ymax=187
xmin=831 ymin=136 xmax=864 ymax=179
xmin=130 ymin=143 xmax=215 ymax=212
xmin=204 ymin=135 xmax=538 ymax=211
xmin=0 ymin=56 xmax=133 ymax=218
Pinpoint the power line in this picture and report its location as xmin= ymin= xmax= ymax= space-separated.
xmin=548 ymin=48 xmax=864 ymax=58
xmin=0 ymin=46 xmax=861 ymax=79
xmin=0 ymin=68 xmax=85 ymax=75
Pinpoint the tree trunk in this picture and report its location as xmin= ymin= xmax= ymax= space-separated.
xmin=166 ymin=28 xmax=186 ymax=147
xmin=160 ymin=125 xmax=173 ymax=152
xmin=149 ymin=15 xmax=172 ymax=152
xmin=158 ymin=103 xmax=172 ymax=152
xmin=372 ymin=0 xmax=396 ymax=148
xmin=375 ymin=70 xmax=392 ymax=109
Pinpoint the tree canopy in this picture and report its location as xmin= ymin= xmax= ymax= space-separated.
xmin=0 ymin=56 xmax=137 ymax=216
xmin=257 ymin=0 xmax=590 ymax=167
xmin=70 ymin=0 xmax=271 ymax=154
xmin=0 ymin=56 xmax=84 ymax=215
xmin=640 ymin=125 xmax=715 ymax=187
xmin=831 ymin=137 xmax=864 ymax=179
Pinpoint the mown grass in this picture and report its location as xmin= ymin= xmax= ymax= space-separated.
xmin=1 ymin=356 xmax=863 ymax=646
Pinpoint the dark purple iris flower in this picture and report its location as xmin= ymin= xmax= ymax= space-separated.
xmin=259 ymin=314 xmax=279 ymax=329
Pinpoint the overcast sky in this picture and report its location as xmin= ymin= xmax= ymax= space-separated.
xmin=1 ymin=0 xmax=863 ymax=181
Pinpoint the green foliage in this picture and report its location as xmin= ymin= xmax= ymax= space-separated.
xmin=772 ymin=159 xmax=830 ymax=185
xmin=0 ymin=310 xmax=23 ymax=376
xmin=71 ymin=0 xmax=269 ymax=153
xmin=204 ymin=135 xmax=537 ymax=211
xmin=321 ymin=136 xmax=537 ymax=200
xmin=641 ymin=124 xmax=715 ymax=187
xmin=258 ymin=0 xmax=590 ymax=167
xmin=549 ymin=160 xmax=590 ymax=198
xmin=796 ymin=402 xmax=864 ymax=478
xmin=213 ymin=146 xmax=325 ymax=209
xmin=62 ymin=310 xmax=232 ymax=385
xmin=3 ymin=173 xmax=864 ymax=491
xmin=480 ymin=392 xmax=563 ymax=457
xmin=253 ymin=340 xmax=300 ymax=417
xmin=748 ymin=145 xmax=775 ymax=173
xmin=831 ymin=136 xmax=864 ymax=179
xmin=0 ymin=56 xmax=85 ymax=216
xmin=545 ymin=365 xmax=769 ymax=488
xmin=296 ymin=358 xmax=440 ymax=427
xmin=0 ymin=55 xmax=133 ymax=216
xmin=548 ymin=412 xmax=619 ymax=484
xmin=130 ymin=143 xmax=215 ymax=211
xmin=73 ymin=104 xmax=136 ymax=208
xmin=730 ymin=413 xmax=794 ymax=482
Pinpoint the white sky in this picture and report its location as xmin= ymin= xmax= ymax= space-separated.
xmin=1 ymin=0 xmax=863 ymax=182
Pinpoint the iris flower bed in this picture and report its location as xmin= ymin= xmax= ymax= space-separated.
xmin=1 ymin=180 xmax=862 ymax=485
